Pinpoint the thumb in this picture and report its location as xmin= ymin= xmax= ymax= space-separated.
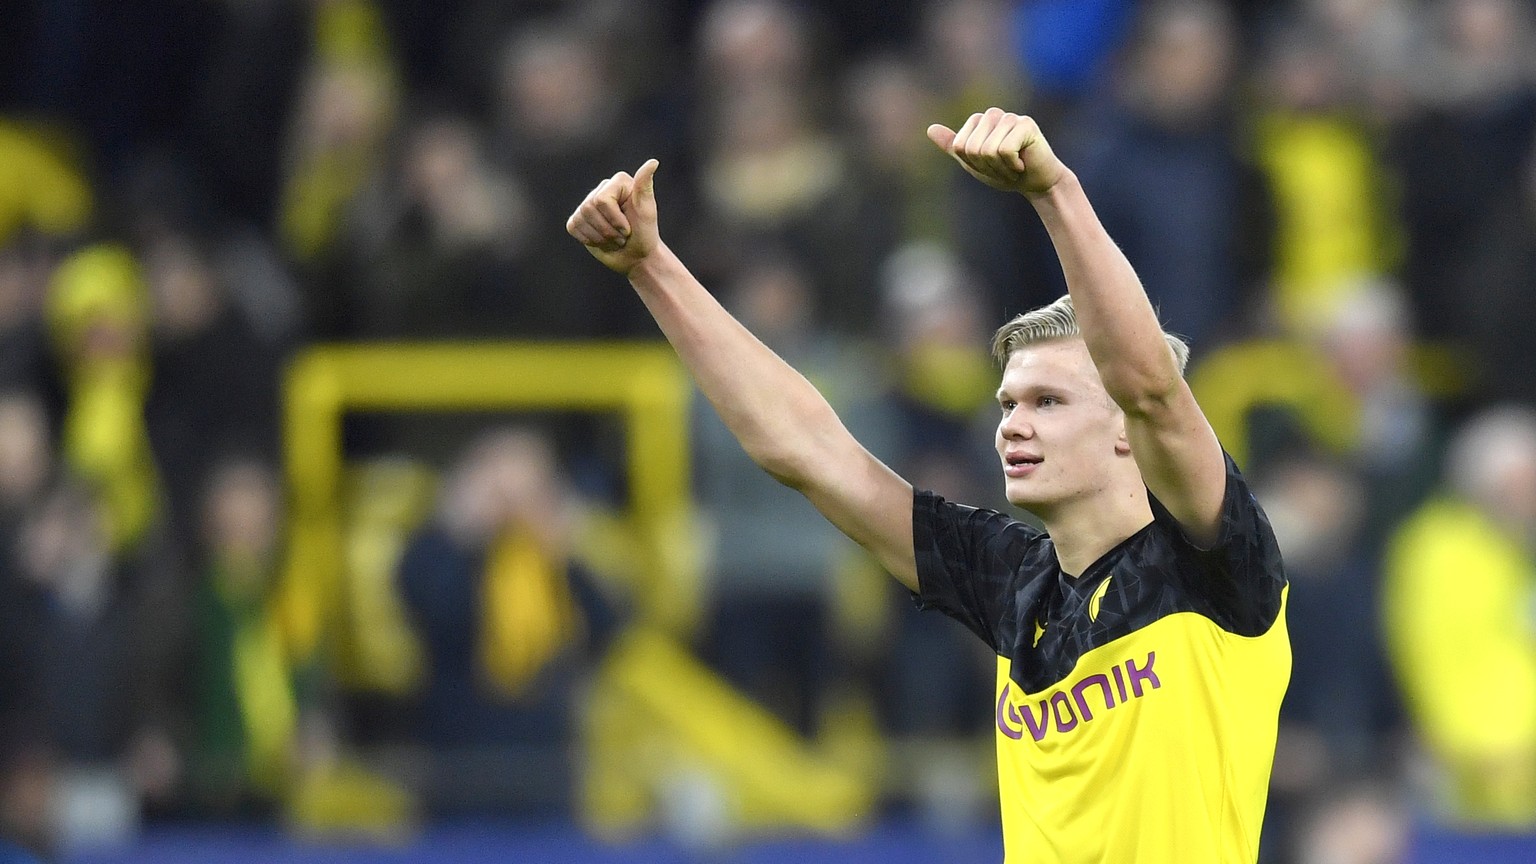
xmin=926 ymin=124 xmax=956 ymax=151
xmin=633 ymin=158 xmax=659 ymax=199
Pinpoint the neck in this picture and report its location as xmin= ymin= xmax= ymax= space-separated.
xmin=1036 ymin=485 xmax=1155 ymax=578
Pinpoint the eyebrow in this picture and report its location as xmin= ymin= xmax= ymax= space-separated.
xmin=998 ymin=380 xmax=1082 ymax=403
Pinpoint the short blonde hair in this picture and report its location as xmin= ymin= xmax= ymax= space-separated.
xmin=990 ymin=294 xmax=1191 ymax=374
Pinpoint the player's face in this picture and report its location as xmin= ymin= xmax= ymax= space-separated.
xmin=994 ymin=339 xmax=1127 ymax=512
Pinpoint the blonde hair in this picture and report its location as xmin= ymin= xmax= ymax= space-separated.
xmin=990 ymin=294 xmax=1191 ymax=374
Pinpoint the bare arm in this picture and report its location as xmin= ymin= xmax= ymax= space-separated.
xmin=928 ymin=109 xmax=1227 ymax=544
xmin=566 ymin=161 xmax=918 ymax=590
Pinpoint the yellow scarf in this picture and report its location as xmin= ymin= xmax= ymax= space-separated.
xmin=233 ymin=602 xmax=299 ymax=793
xmin=62 ymin=359 xmax=158 ymax=550
xmin=47 ymin=244 xmax=159 ymax=552
xmin=479 ymin=527 xmax=580 ymax=698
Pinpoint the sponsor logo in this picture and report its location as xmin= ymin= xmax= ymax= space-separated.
xmin=997 ymin=652 xmax=1161 ymax=742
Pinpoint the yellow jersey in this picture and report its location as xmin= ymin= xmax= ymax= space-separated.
xmin=914 ymin=454 xmax=1290 ymax=862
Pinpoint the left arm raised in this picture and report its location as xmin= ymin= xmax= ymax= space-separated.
xmin=929 ymin=108 xmax=1227 ymax=544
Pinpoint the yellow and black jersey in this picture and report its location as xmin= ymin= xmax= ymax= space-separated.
xmin=913 ymin=454 xmax=1290 ymax=863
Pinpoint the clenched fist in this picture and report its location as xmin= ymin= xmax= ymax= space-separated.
xmin=927 ymin=108 xmax=1067 ymax=199
xmin=566 ymin=158 xmax=661 ymax=274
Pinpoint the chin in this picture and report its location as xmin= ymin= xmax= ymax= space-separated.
xmin=1007 ymin=471 xmax=1077 ymax=511
xmin=1004 ymin=483 xmax=1047 ymax=511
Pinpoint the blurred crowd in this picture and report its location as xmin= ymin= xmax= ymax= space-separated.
xmin=0 ymin=0 xmax=1535 ymax=862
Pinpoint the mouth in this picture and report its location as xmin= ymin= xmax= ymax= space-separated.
xmin=1003 ymin=453 xmax=1042 ymax=478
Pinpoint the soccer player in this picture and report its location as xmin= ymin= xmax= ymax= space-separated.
xmin=566 ymin=108 xmax=1290 ymax=863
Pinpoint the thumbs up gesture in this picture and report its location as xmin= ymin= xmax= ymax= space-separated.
xmin=566 ymin=158 xmax=661 ymax=274
xmin=927 ymin=108 xmax=1067 ymax=199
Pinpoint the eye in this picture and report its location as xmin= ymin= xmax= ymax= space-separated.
xmin=999 ymin=400 xmax=1017 ymax=414
xmin=1037 ymin=395 xmax=1059 ymax=408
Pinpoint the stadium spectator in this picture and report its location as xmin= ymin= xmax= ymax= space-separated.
xmin=277 ymin=0 xmax=400 ymax=336
xmin=685 ymin=1 xmax=880 ymax=336
xmin=1451 ymin=130 xmax=1536 ymax=406
xmin=1250 ymin=24 xmax=1400 ymax=336
xmin=922 ymin=0 xmax=1059 ymax=319
xmin=142 ymin=227 xmax=284 ymax=557
xmin=489 ymin=21 xmax=652 ymax=339
xmin=1305 ymin=0 xmax=1420 ymax=123
xmin=43 ymin=244 xmax=160 ymax=556
xmin=873 ymin=244 xmax=998 ymax=751
xmin=1074 ymin=0 xmax=1273 ymax=353
xmin=338 ymin=115 xmax=531 ymax=339
xmin=17 ymin=480 xmax=156 ymax=849
xmin=0 ymin=390 xmax=53 ymax=853
xmin=188 ymin=457 xmax=326 ymax=816
xmin=1384 ymin=406 xmax=1536 ymax=825
xmin=278 ymin=27 xmax=398 ymax=266
xmin=1390 ymin=0 xmax=1536 ymax=348
xmin=1315 ymin=279 xmax=1438 ymax=544
xmin=840 ymin=54 xmax=947 ymax=248
xmin=695 ymin=0 xmax=825 ymax=99
xmin=830 ymin=55 xmax=947 ymax=329
xmin=922 ymin=0 xmax=1026 ymax=118
xmin=1256 ymin=452 xmax=1399 ymax=862
xmin=396 ymin=428 xmax=617 ymax=816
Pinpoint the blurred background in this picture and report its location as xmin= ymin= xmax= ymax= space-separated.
xmin=0 ymin=0 xmax=1535 ymax=862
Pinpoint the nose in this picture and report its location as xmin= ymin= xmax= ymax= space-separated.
xmin=999 ymin=411 xmax=1033 ymax=441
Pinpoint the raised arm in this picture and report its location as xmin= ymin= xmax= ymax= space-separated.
xmin=928 ymin=109 xmax=1227 ymax=544
xmin=566 ymin=161 xmax=918 ymax=589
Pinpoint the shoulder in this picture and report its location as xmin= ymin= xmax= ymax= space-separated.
xmin=910 ymin=490 xmax=1055 ymax=653
xmin=1142 ymin=453 xmax=1287 ymax=635
xmin=1147 ymin=453 xmax=1274 ymax=552
xmin=913 ymin=489 xmax=1047 ymax=561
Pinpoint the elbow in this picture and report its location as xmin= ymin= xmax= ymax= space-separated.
xmin=744 ymin=393 xmax=844 ymax=489
xmin=745 ymin=422 xmax=849 ymax=492
xmin=753 ymin=448 xmax=814 ymax=490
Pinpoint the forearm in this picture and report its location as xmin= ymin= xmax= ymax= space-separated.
xmin=627 ymin=243 xmax=851 ymax=486
xmin=1029 ymin=172 xmax=1182 ymax=410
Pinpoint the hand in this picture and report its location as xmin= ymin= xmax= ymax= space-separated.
xmin=927 ymin=108 xmax=1067 ymax=198
xmin=566 ymin=158 xmax=661 ymax=274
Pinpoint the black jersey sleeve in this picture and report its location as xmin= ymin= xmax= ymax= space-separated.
xmin=911 ymin=490 xmax=1041 ymax=652
xmin=1146 ymin=451 xmax=1287 ymax=636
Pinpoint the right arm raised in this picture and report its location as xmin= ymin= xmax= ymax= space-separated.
xmin=566 ymin=160 xmax=917 ymax=591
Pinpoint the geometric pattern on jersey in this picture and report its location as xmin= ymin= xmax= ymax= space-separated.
xmin=912 ymin=452 xmax=1287 ymax=693
xmin=913 ymin=452 xmax=1290 ymax=863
